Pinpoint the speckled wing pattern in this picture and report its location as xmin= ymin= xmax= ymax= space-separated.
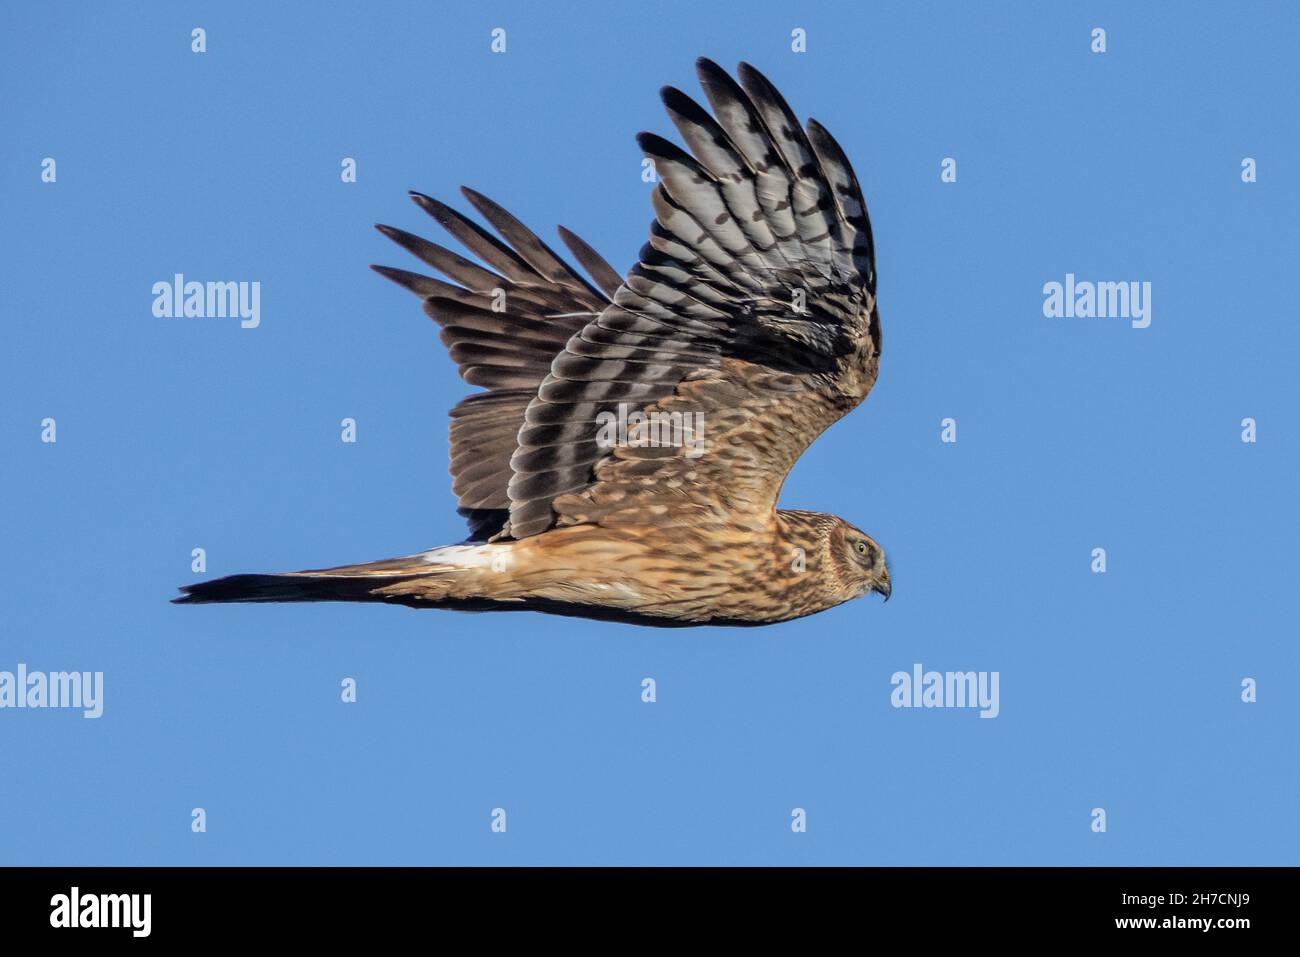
xmin=376 ymin=58 xmax=878 ymax=542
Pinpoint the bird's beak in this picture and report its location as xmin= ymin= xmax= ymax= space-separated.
xmin=874 ymin=574 xmax=891 ymax=603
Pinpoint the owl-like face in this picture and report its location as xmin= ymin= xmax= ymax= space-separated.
xmin=833 ymin=520 xmax=891 ymax=602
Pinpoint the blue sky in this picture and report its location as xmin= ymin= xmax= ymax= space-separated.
xmin=2 ymin=0 xmax=1297 ymax=864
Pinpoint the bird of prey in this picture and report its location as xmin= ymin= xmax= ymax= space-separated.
xmin=176 ymin=58 xmax=890 ymax=626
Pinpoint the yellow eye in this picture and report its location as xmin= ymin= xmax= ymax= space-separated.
xmin=855 ymin=541 xmax=868 ymax=555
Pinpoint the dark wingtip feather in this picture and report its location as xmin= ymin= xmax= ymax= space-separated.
xmin=556 ymin=225 xmax=622 ymax=298
xmin=409 ymin=191 xmax=475 ymax=236
xmin=696 ymin=56 xmax=728 ymax=80
xmin=636 ymin=131 xmax=687 ymax=161
xmin=736 ymin=60 xmax=795 ymax=117
xmin=369 ymin=263 xmax=453 ymax=299
xmin=458 ymin=185 xmax=501 ymax=216
xmin=660 ymin=85 xmax=712 ymax=126
xmin=805 ymin=117 xmax=861 ymax=188
xmin=457 ymin=186 xmax=532 ymax=241
xmin=408 ymin=190 xmax=447 ymax=215
xmin=736 ymin=60 xmax=765 ymax=87
xmin=456 ymin=186 xmax=607 ymax=302
xmin=693 ymin=58 xmax=760 ymax=128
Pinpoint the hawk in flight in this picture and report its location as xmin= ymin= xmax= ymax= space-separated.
xmin=177 ymin=59 xmax=890 ymax=626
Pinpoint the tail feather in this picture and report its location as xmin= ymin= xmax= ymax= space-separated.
xmin=174 ymin=544 xmax=503 ymax=606
xmin=173 ymin=573 xmax=422 ymax=605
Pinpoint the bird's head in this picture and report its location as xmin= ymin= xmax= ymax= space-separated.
xmin=828 ymin=518 xmax=891 ymax=604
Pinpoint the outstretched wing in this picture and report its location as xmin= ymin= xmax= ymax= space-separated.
xmin=373 ymin=188 xmax=621 ymax=541
xmin=505 ymin=58 xmax=879 ymax=538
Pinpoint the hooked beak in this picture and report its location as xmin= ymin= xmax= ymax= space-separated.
xmin=873 ymin=572 xmax=891 ymax=603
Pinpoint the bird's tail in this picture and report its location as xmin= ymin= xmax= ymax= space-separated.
xmin=173 ymin=544 xmax=503 ymax=606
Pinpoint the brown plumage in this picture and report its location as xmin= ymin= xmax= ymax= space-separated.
xmin=176 ymin=58 xmax=891 ymax=626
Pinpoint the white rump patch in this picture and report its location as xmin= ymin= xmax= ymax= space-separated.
xmin=419 ymin=543 xmax=512 ymax=570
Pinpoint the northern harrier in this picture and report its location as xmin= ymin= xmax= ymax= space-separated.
xmin=177 ymin=59 xmax=890 ymax=626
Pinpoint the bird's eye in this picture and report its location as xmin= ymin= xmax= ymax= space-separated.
xmin=855 ymin=541 xmax=868 ymax=556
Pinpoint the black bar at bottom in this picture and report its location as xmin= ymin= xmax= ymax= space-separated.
xmin=0 ymin=866 xmax=1283 ymax=942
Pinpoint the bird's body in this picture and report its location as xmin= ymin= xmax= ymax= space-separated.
xmin=184 ymin=508 xmax=874 ymax=626
xmin=178 ymin=59 xmax=894 ymax=626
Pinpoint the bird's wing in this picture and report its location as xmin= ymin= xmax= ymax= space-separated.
xmin=373 ymin=188 xmax=621 ymax=541
xmin=506 ymin=58 xmax=879 ymax=538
